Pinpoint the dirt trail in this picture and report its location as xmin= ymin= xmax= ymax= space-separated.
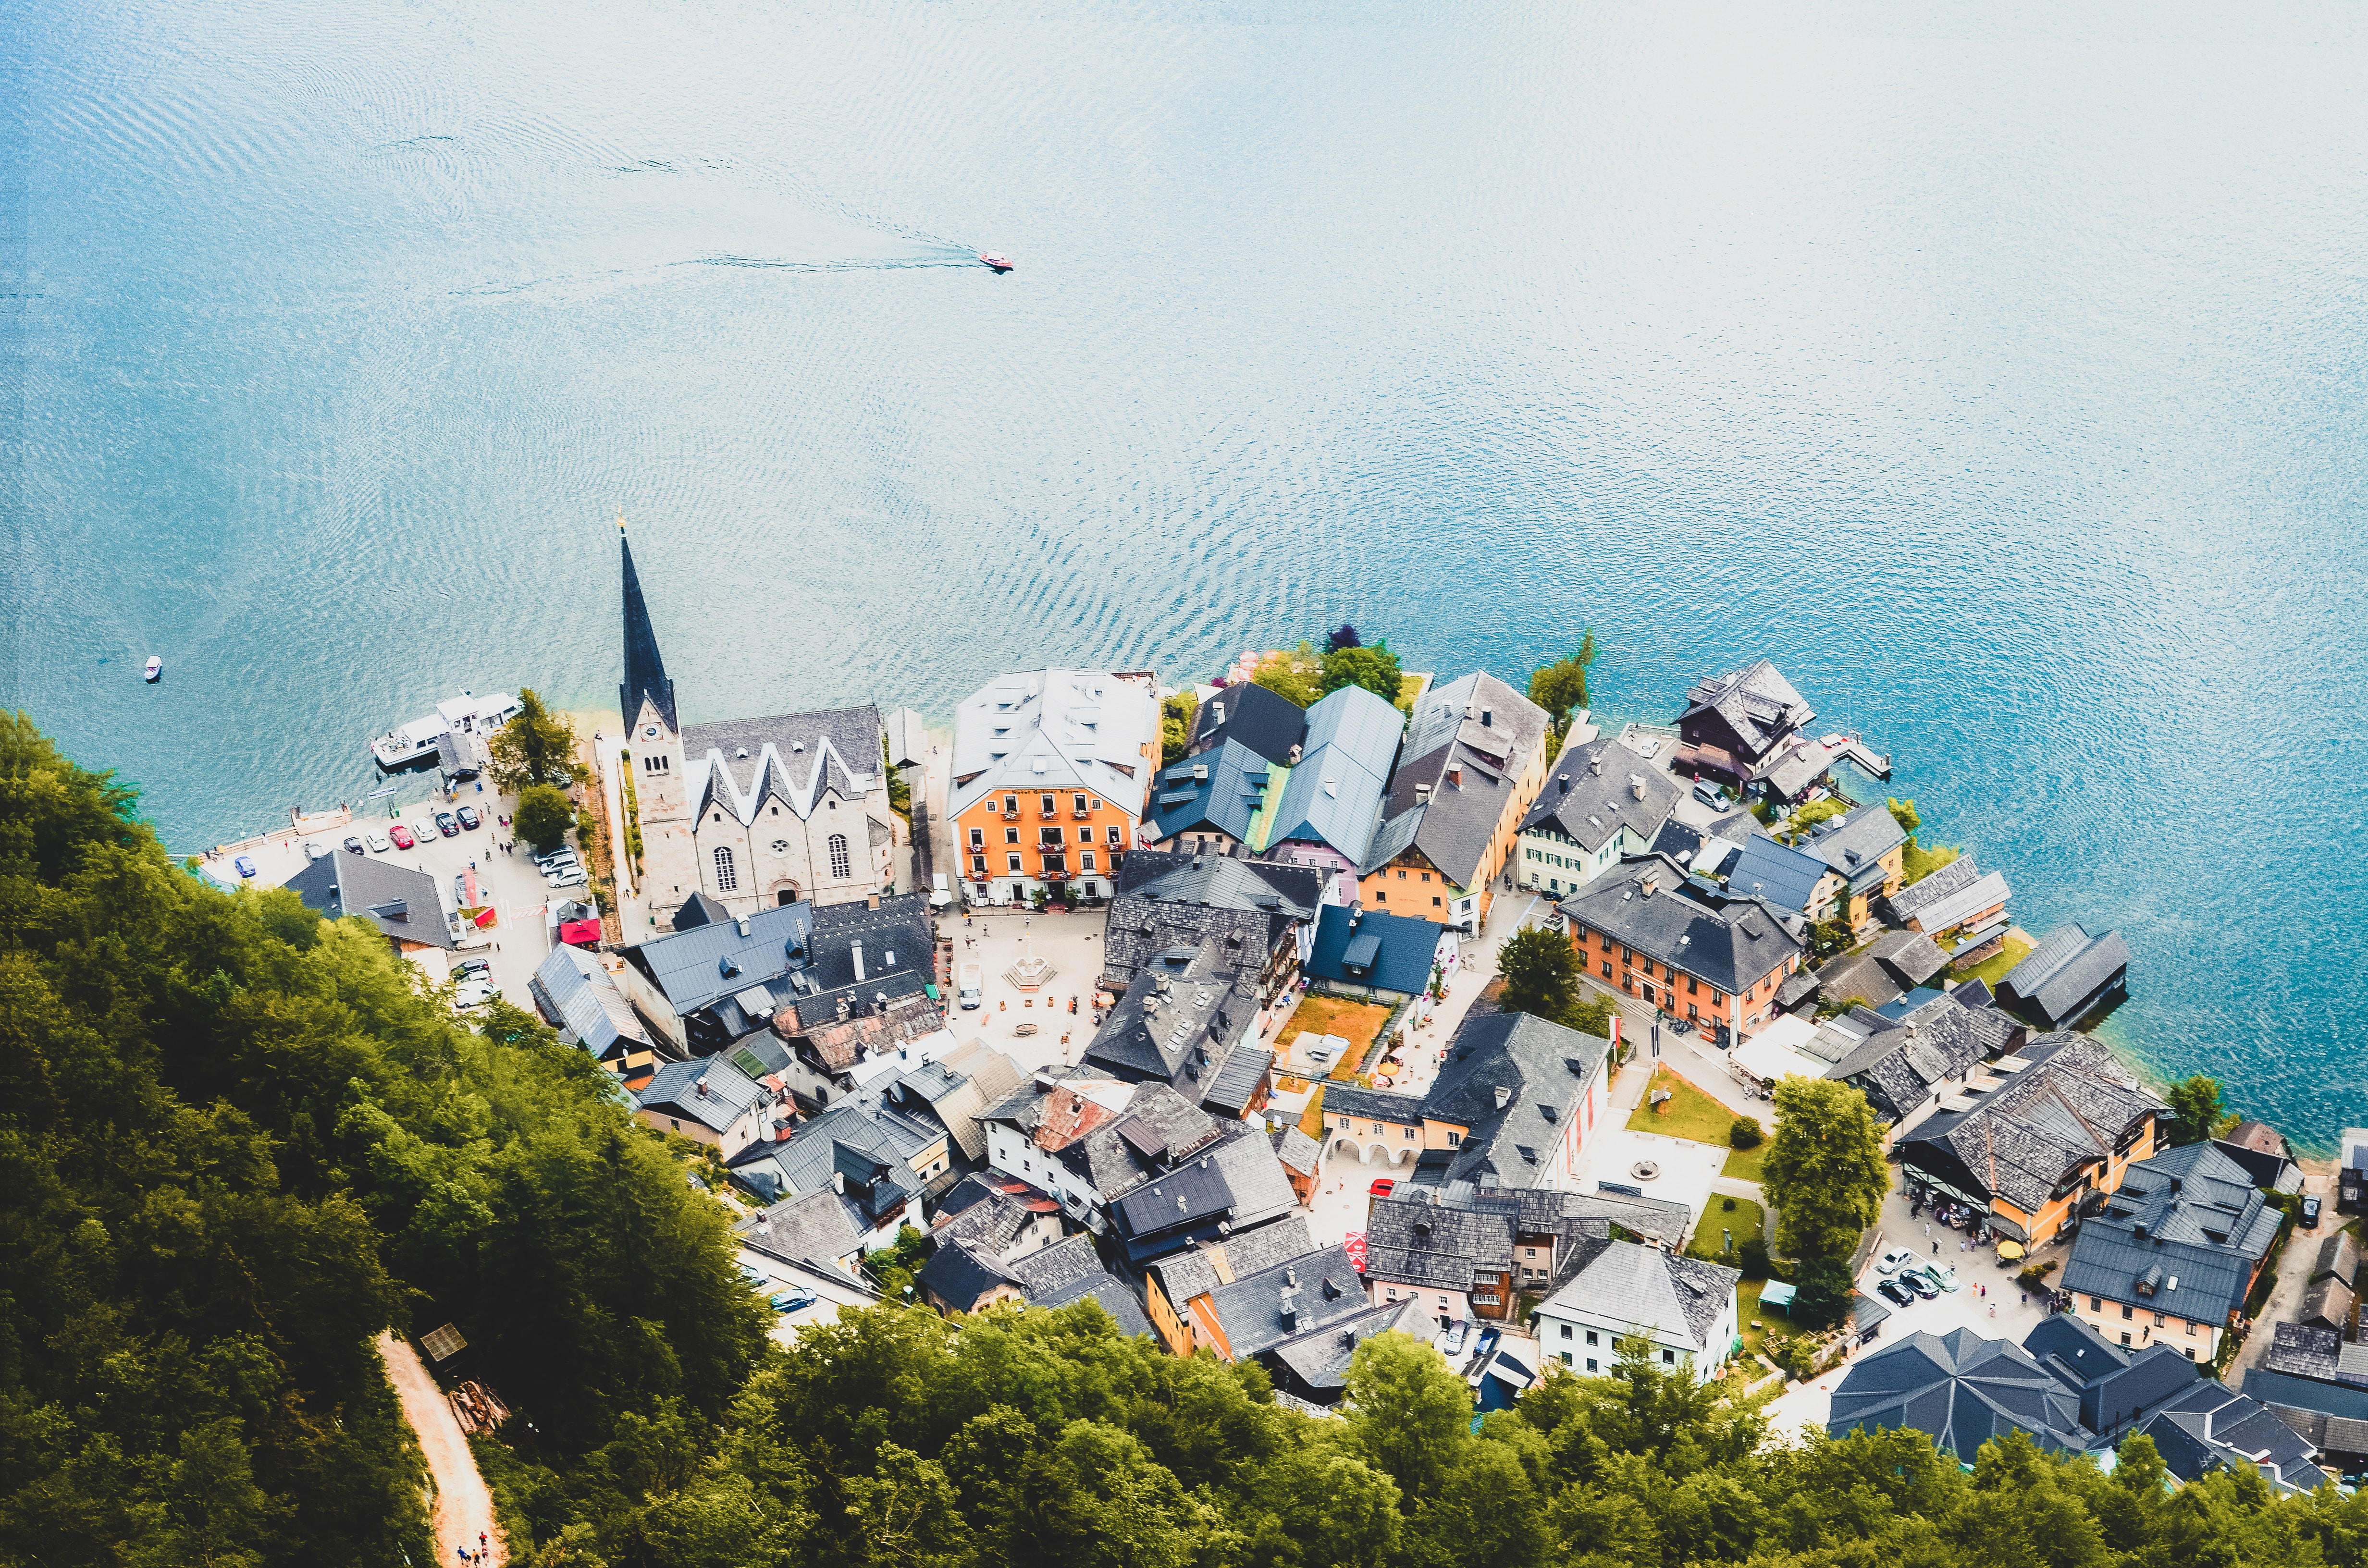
xmin=379 ymin=1332 xmax=506 ymax=1566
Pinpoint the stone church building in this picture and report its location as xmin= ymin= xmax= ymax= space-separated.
xmin=619 ymin=528 xmax=898 ymax=926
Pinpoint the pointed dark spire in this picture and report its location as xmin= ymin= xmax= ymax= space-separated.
xmin=618 ymin=516 xmax=678 ymax=733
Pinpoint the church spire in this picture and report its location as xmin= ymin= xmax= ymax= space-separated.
xmin=618 ymin=516 xmax=678 ymax=733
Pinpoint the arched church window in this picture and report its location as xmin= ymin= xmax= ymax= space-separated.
xmin=827 ymin=834 xmax=850 ymax=879
xmin=713 ymin=846 xmax=738 ymax=891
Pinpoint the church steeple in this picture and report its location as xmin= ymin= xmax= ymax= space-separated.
xmin=618 ymin=515 xmax=678 ymax=733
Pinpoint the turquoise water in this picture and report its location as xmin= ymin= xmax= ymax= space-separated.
xmin=8 ymin=0 xmax=2367 ymax=1145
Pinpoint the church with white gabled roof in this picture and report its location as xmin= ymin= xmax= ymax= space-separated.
xmin=618 ymin=523 xmax=899 ymax=928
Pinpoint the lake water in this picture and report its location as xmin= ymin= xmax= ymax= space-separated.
xmin=9 ymin=0 xmax=2366 ymax=1146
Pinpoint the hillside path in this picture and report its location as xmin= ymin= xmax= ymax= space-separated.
xmin=379 ymin=1332 xmax=507 ymax=1566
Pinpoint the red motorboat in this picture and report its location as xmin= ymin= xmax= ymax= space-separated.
xmin=979 ymin=252 xmax=1013 ymax=272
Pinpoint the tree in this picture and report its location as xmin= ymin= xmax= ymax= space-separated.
xmin=1789 ymin=1255 xmax=1856 ymax=1328
xmin=2165 ymin=1075 xmax=2230 ymax=1146
xmin=1761 ymin=1077 xmax=1890 ymax=1261
xmin=1496 ymin=927 xmax=1612 ymax=1038
xmin=1326 ymin=625 xmax=1362 ymax=652
xmin=1320 ymin=643 xmax=1404 ymax=706
xmin=1344 ymin=1334 xmax=1472 ymax=1503
xmin=1886 ymin=796 xmax=1921 ymax=838
xmin=1527 ymin=635 xmax=1597 ymax=747
xmin=1160 ymin=690 xmax=1198 ymax=766
xmin=884 ymin=735 xmax=912 ymax=821
xmin=487 ymin=687 xmax=587 ymax=792
xmin=1728 ymin=1115 xmax=1763 ymax=1150
xmin=1252 ymin=643 xmax=1324 ymax=707
xmin=515 ymin=782 xmax=574 ymax=852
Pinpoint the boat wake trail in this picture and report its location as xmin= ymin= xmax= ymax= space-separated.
xmin=684 ymin=248 xmax=979 ymax=273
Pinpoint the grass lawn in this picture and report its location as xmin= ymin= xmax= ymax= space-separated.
xmin=1734 ymin=1278 xmax=1775 ymax=1361
xmin=1951 ymin=933 xmax=2034 ymax=992
xmin=1280 ymin=994 xmax=1396 ymax=1081
xmin=1626 ymin=1066 xmax=1740 ymax=1144
xmin=1691 ymin=1195 xmax=1766 ymax=1264
xmin=1723 ymin=1139 xmax=1770 ymax=1183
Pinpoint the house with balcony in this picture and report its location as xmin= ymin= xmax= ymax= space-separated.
xmin=949 ymin=668 xmax=1161 ymax=905
xmin=1358 ymin=674 xmax=1551 ymax=932
xmin=1798 ymin=803 xmax=1908 ymax=931
xmin=1896 ymin=1032 xmax=2169 ymax=1246
xmin=1515 ymin=735 xmax=1684 ymax=898
xmin=1674 ymin=661 xmax=1816 ymax=786
xmin=1558 ymin=856 xmax=1808 ymax=1044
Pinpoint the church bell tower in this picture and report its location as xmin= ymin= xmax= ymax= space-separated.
xmin=618 ymin=517 xmax=696 ymax=923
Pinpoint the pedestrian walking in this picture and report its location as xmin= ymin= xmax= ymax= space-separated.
xmin=481 ymin=1532 xmax=489 ymax=1558
xmin=1933 ymin=1241 xmax=1940 ymax=1256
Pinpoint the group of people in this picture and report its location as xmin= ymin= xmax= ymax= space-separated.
xmin=456 ymin=1532 xmax=492 ymax=1565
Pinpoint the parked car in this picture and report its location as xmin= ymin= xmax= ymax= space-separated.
xmin=456 ymin=805 xmax=482 ymax=831
xmin=453 ymin=980 xmax=497 ymax=1009
xmin=1875 ymin=1247 xmax=1918 ymax=1275
xmin=737 ymin=1264 xmax=767 ymax=1287
xmin=364 ymin=831 xmax=391 ymax=853
xmin=545 ymin=868 xmax=589 ymax=890
xmin=959 ymin=962 xmax=983 ymax=1010
xmin=538 ymin=852 xmax=581 ymax=874
xmin=304 ymin=840 xmax=329 ymax=861
xmin=2303 ymin=1195 xmax=2323 ymax=1229
xmin=1438 ymin=1321 xmax=1470 ymax=1357
xmin=1899 ymin=1270 xmax=1940 ymax=1300
xmin=455 ymin=958 xmax=492 ymax=983
xmin=769 ymin=1290 xmax=817 ymax=1315
xmin=1917 ymin=1264 xmax=1961 ymax=1293
xmin=233 ymin=854 xmax=257 ymax=879
xmin=1369 ymin=1179 xmax=1396 ymax=1198
xmin=434 ymin=811 xmax=460 ymax=837
xmin=343 ymin=835 xmax=365 ymax=855
xmin=1876 ymin=1279 xmax=1914 ymax=1307
xmin=388 ymin=823 xmax=416 ymax=849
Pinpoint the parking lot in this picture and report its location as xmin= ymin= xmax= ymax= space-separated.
xmin=197 ymin=776 xmax=566 ymax=1007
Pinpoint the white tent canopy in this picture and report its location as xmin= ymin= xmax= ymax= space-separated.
xmin=1730 ymin=1013 xmax=1830 ymax=1086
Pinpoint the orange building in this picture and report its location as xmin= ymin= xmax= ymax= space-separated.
xmin=1355 ymin=673 xmax=1551 ymax=932
xmin=949 ymin=669 xmax=1160 ymax=905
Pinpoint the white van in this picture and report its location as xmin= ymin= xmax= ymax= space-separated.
xmin=958 ymin=962 xmax=983 ymax=1010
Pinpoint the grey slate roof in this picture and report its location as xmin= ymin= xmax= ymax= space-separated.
xmin=282 ymin=851 xmax=455 ymax=951
xmin=1898 ymin=1033 xmax=2169 ymax=1219
xmin=637 ymin=1054 xmax=769 ymax=1135
xmin=1114 ymin=847 xmax=1326 ymax=910
xmin=1101 ymin=892 xmax=1280 ymax=993
xmin=1188 ymin=681 xmax=1311 ymax=768
xmin=2063 ymin=1142 xmax=2276 ymax=1331
xmin=1680 ymin=661 xmax=1814 ymax=765
xmin=1272 ymin=1126 xmax=1321 ymax=1177
xmin=1148 ymin=739 xmax=1276 ymax=845
xmin=683 ymin=704 xmax=887 ymax=826
xmin=624 ymin=900 xmax=818 ymax=1020
xmin=1827 ymin=1328 xmax=2088 ymax=1457
xmin=1013 ymin=1235 xmax=1156 ymax=1336
xmin=1080 ymin=935 xmax=1263 ymax=1109
xmin=1883 ymin=855 xmax=1985 ymax=924
xmin=1900 ymin=869 xmax=2012 ymax=934
xmin=1146 ymin=1214 xmax=1319 ymax=1306
xmin=1425 ymin=1011 xmax=1613 ymax=1187
xmin=1801 ymin=803 xmax=1907 ymax=890
xmin=530 ymin=943 xmax=654 ymax=1059
xmin=2134 ymin=1379 xmax=2330 ymax=1494
xmin=1867 ymin=929 xmax=1949 ymax=989
xmin=2267 ymin=1321 xmax=2348 ymax=1385
xmin=1521 ymin=735 xmax=1683 ymax=855
xmin=1998 ymin=924 xmax=2132 ymax=1029
xmin=1826 ymin=992 xmax=2000 ymax=1123
xmin=777 ymin=894 xmax=937 ymax=1034
xmin=918 ymin=1237 xmax=1020 ymax=1308
xmin=1815 ymin=950 xmax=1903 ymax=1010
xmin=1364 ymin=673 xmax=1549 ymax=889
xmin=732 ymin=1186 xmax=863 ymax=1271
xmin=1200 ymin=1243 xmax=1370 ymax=1360
xmin=1265 ymin=1299 xmax=1431 ymax=1395
xmin=1265 ymin=684 xmax=1404 ymax=863
xmin=1205 ymin=1046 xmax=1276 ymax=1117
xmin=1542 ymin=1237 xmax=1739 ymax=1354
xmin=1363 ymin=1193 xmax=1517 ymax=1290
xmin=1559 ymin=856 xmax=1806 ymax=997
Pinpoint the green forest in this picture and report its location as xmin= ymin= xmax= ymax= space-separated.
xmin=9 ymin=710 xmax=2368 ymax=1568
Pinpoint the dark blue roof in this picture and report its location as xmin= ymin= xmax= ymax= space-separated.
xmin=1307 ymin=904 xmax=1443 ymax=995
xmin=1148 ymin=738 xmax=1274 ymax=844
xmin=1723 ymin=832 xmax=1828 ymax=914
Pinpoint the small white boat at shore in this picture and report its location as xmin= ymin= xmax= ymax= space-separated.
xmin=144 ymin=656 xmax=162 ymax=683
xmin=369 ymin=689 xmax=522 ymax=770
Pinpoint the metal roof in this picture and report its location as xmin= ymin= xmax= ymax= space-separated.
xmin=1265 ymin=684 xmax=1402 ymax=862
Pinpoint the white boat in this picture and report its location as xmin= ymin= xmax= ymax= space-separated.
xmin=143 ymin=656 xmax=162 ymax=683
xmin=369 ymin=689 xmax=523 ymax=770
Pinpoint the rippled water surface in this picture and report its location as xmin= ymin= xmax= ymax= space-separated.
xmin=9 ymin=0 xmax=2367 ymax=1143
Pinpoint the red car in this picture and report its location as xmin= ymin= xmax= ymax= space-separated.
xmin=388 ymin=823 xmax=416 ymax=849
xmin=1369 ymin=1179 xmax=1395 ymax=1198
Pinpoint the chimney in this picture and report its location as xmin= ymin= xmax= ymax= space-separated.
xmin=1589 ymin=755 xmax=1602 ymax=776
xmin=867 ymin=893 xmax=880 ymax=909
xmin=735 ymin=916 xmax=751 ymax=937
xmin=1463 ymin=703 xmax=1477 ymax=719
xmin=695 ymin=1076 xmax=709 ymax=1098
xmin=1640 ymin=869 xmax=1660 ymax=898
xmin=1481 ymin=708 xmax=1493 ymax=727
xmin=1557 ymin=774 xmax=1570 ymax=797
xmin=1285 ymin=1266 xmax=1298 ymax=1287
xmin=1211 ymin=700 xmax=1224 ymax=725
xmin=884 ymin=949 xmax=896 ymax=967
xmin=1323 ymin=776 xmax=1337 ymax=797
xmin=832 ymin=1169 xmax=846 ymax=1194
xmin=1494 ymin=1086 xmax=1510 ymax=1110
xmin=1628 ymin=775 xmax=1644 ymax=801
xmin=1278 ymin=1287 xmax=1298 ymax=1331
xmin=1288 ymin=743 xmax=1303 ymax=764
xmin=1415 ymin=783 xmax=1431 ymax=805
xmin=1192 ymin=763 xmax=1208 ymax=782
xmin=1447 ymin=766 xmax=1463 ymax=788
xmin=853 ymin=941 xmax=866 ymax=982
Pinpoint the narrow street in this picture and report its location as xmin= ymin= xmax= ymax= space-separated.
xmin=380 ymin=1333 xmax=506 ymax=1566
